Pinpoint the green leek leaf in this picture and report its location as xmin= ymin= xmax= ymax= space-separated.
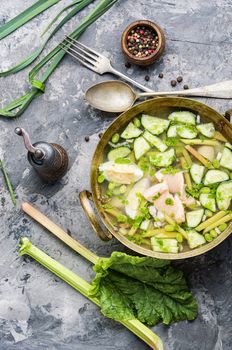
xmin=0 ymin=0 xmax=61 ymax=40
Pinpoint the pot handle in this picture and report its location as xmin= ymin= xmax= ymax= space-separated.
xmin=79 ymin=190 xmax=112 ymax=241
xmin=224 ymin=109 xmax=232 ymax=122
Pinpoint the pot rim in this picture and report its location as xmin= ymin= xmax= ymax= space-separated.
xmin=90 ymin=97 xmax=232 ymax=259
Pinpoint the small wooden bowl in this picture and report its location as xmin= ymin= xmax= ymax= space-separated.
xmin=121 ymin=20 xmax=165 ymax=66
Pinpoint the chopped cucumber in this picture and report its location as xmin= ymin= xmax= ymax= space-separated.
xmin=168 ymin=111 xmax=196 ymax=125
xmin=141 ymin=115 xmax=170 ymax=135
xmin=220 ymin=147 xmax=232 ymax=170
xmin=177 ymin=124 xmax=198 ymax=139
xmin=143 ymin=130 xmax=168 ymax=152
xmin=186 ymin=209 xmax=204 ymax=228
xmin=199 ymin=193 xmax=217 ymax=212
xmin=107 ymin=146 xmax=131 ymax=161
xmin=225 ymin=142 xmax=232 ymax=150
xmin=216 ymin=180 xmax=232 ymax=210
xmin=134 ymin=136 xmax=151 ymax=160
xmin=187 ymin=230 xmax=206 ymax=249
xmin=150 ymin=148 xmax=175 ymax=167
xmin=196 ymin=123 xmax=215 ymax=138
xmin=203 ymin=170 xmax=229 ymax=185
xmin=151 ymin=237 xmax=179 ymax=253
xmin=167 ymin=125 xmax=178 ymax=137
xmin=121 ymin=122 xmax=143 ymax=139
xmin=190 ymin=163 xmax=205 ymax=184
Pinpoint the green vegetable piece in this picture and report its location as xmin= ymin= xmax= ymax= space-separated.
xmin=164 ymin=225 xmax=176 ymax=232
xmin=200 ymin=187 xmax=211 ymax=194
xmin=168 ymin=111 xmax=196 ymax=125
xmin=108 ymin=146 xmax=131 ymax=161
xmin=203 ymin=170 xmax=229 ymax=185
xmin=190 ymin=163 xmax=205 ymax=184
xmin=165 ymin=198 xmax=174 ymax=206
xmin=119 ymin=185 xmax=127 ymax=194
xmin=143 ymin=130 xmax=168 ymax=152
xmin=151 ymin=237 xmax=179 ymax=253
xmin=209 ymin=230 xmax=218 ymax=238
xmin=114 ymin=158 xmax=131 ymax=164
xmin=199 ymin=193 xmax=216 ymax=212
xmin=165 ymin=137 xmax=179 ymax=147
xmin=196 ymin=123 xmax=215 ymax=138
xmin=121 ymin=122 xmax=143 ymax=139
xmin=111 ymin=133 xmax=120 ymax=143
xmin=141 ymin=115 xmax=170 ymax=135
xmin=134 ymin=136 xmax=151 ymax=160
xmin=150 ymin=148 xmax=175 ymax=167
xmin=205 ymin=209 xmax=213 ymax=218
xmin=220 ymin=147 xmax=232 ymax=170
xmin=218 ymin=223 xmax=228 ymax=232
xmin=133 ymin=117 xmax=141 ymax=128
xmin=204 ymin=233 xmax=213 ymax=242
xmin=216 ymin=180 xmax=232 ymax=210
xmin=117 ymin=214 xmax=128 ymax=222
xmin=108 ymin=182 xmax=116 ymax=191
xmin=167 ymin=125 xmax=178 ymax=138
xmin=186 ymin=209 xmax=204 ymax=228
xmin=177 ymin=125 xmax=198 ymax=139
xmin=187 ymin=230 xmax=206 ymax=249
xmin=176 ymin=233 xmax=183 ymax=243
xmin=212 ymin=159 xmax=220 ymax=169
xmin=98 ymin=173 xmax=105 ymax=183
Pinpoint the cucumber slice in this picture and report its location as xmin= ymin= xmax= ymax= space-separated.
xmin=196 ymin=123 xmax=215 ymax=138
xmin=134 ymin=136 xmax=151 ymax=160
xmin=190 ymin=163 xmax=205 ymax=184
xmin=141 ymin=115 xmax=170 ymax=135
xmin=121 ymin=122 xmax=143 ymax=139
xmin=199 ymin=193 xmax=216 ymax=212
xmin=187 ymin=230 xmax=206 ymax=249
xmin=216 ymin=180 xmax=232 ymax=210
xmin=225 ymin=143 xmax=232 ymax=150
xmin=167 ymin=125 xmax=178 ymax=137
xmin=168 ymin=111 xmax=196 ymax=125
xmin=177 ymin=124 xmax=198 ymax=139
xmin=143 ymin=130 xmax=168 ymax=152
xmin=150 ymin=148 xmax=175 ymax=167
xmin=203 ymin=170 xmax=229 ymax=185
xmin=186 ymin=209 xmax=204 ymax=228
xmin=107 ymin=146 xmax=131 ymax=161
xmin=220 ymin=147 xmax=232 ymax=170
xmin=151 ymin=237 xmax=179 ymax=253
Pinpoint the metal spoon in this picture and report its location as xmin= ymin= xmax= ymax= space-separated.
xmin=85 ymin=80 xmax=232 ymax=113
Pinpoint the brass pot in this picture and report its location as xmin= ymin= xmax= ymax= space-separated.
xmin=80 ymin=97 xmax=232 ymax=259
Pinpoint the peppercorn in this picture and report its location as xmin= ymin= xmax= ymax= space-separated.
xmin=85 ymin=136 xmax=90 ymax=142
xmin=145 ymin=75 xmax=150 ymax=81
xmin=98 ymin=133 xmax=103 ymax=138
xmin=158 ymin=73 xmax=163 ymax=78
xmin=183 ymin=84 xmax=189 ymax=90
xmin=171 ymin=80 xmax=177 ymax=87
xmin=125 ymin=62 xmax=131 ymax=68
xmin=177 ymin=76 xmax=183 ymax=83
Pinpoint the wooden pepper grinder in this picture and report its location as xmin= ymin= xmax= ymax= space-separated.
xmin=15 ymin=127 xmax=69 ymax=183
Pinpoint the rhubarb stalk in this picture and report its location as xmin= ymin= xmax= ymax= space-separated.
xmin=19 ymin=237 xmax=163 ymax=350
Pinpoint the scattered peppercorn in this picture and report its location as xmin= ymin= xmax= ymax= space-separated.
xmin=125 ymin=62 xmax=131 ymax=68
xmin=177 ymin=76 xmax=183 ymax=83
xmin=126 ymin=25 xmax=159 ymax=58
xmin=98 ymin=133 xmax=103 ymax=138
xmin=85 ymin=136 xmax=90 ymax=142
xmin=183 ymin=84 xmax=189 ymax=90
xmin=145 ymin=75 xmax=150 ymax=81
xmin=158 ymin=73 xmax=163 ymax=78
xmin=171 ymin=80 xmax=177 ymax=87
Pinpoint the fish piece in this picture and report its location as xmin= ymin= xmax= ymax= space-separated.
xmin=143 ymin=182 xmax=169 ymax=202
xmin=153 ymin=192 xmax=185 ymax=223
xmin=99 ymin=161 xmax=143 ymax=184
xmin=155 ymin=170 xmax=185 ymax=197
xmin=125 ymin=178 xmax=151 ymax=219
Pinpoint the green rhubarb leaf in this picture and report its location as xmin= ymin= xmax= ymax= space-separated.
xmin=89 ymin=252 xmax=198 ymax=325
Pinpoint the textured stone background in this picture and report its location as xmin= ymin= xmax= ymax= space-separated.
xmin=0 ymin=0 xmax=232 ymax=349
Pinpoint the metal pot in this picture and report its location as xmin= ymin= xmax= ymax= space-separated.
xmin=80 ymin=97 xmax=232 ymax=259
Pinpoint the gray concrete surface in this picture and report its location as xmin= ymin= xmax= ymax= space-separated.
xmin=0 ymin=0 xmax=232 ymax=349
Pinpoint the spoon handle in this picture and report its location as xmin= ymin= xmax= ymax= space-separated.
xmin=110 ymin=67 xmax=154 ymax=92
xmin=138 ymin=80 xmax=232 ymax=99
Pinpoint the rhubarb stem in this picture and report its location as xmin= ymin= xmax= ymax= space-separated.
xmin=19 ymin=237 xmax=163 ymax=350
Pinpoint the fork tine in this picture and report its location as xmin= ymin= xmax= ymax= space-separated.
xmin=67 ymin=36 xmax=104 ymax=58
xmin=60 ymin=41 xmax=97 ymax=66
xmin=59 ymin=42 xmax=97 ymax=71
xmin=64 ymin=37 xmax=99 ymax=61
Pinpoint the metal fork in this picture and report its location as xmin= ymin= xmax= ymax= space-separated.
xmin=59 ymin=36 xmax=153 ymax=92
